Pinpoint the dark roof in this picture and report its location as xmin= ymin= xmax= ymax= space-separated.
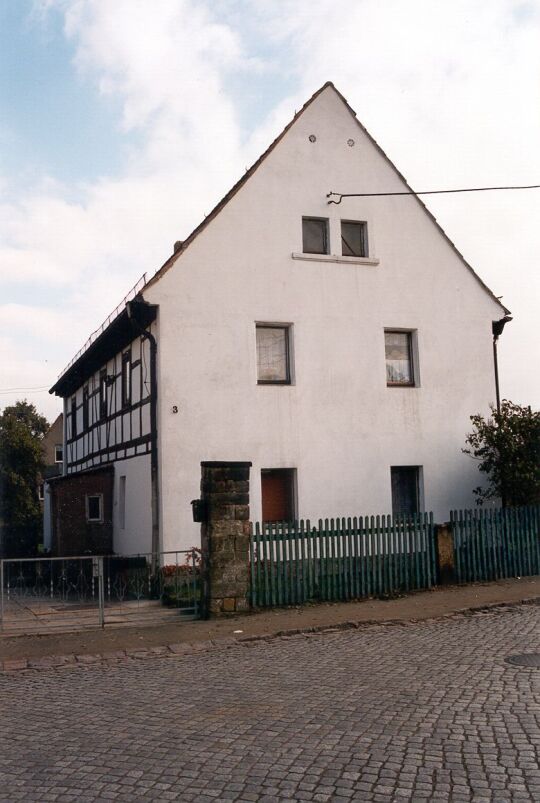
xmin=143 ymin=81 xmax=509 ymax=315
xmin=50 ymin=302 xmax=157 ymax=398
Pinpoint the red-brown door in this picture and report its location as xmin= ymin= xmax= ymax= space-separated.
xmin=261 ymin=469 xmax=295 ymax=522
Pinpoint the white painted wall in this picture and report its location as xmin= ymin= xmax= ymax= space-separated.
xmin=112 ymin=454 xmax=152 ymax=555
xmin=142 ymin=85 xmax=505 ymax=551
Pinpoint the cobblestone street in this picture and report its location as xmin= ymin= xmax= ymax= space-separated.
xmin=1 ymin=606 xmax=539 ymax=802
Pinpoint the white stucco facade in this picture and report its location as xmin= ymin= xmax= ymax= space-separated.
xmin=112 ymin=454 xmax=152 ymax=555
xmin=52 ymin=83 xmax=507 ymax=556
xmin=140 ymin=84 xmax=506 ymax=552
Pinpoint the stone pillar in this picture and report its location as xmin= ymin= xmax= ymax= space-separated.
xmin=435 ymin=523 xmax=456 ymax=585
xmin=199 ymin=461 xmax=252 ymax=617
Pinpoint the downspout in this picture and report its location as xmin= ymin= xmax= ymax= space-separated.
xmin=492 ymin=315 xmax=512 ymax=508
xmin=127 ymin=299 xmax=160 ymax=571
xmin=492 ymin=315 xmax=512 ymax=414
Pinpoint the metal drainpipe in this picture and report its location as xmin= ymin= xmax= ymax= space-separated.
xmin=492 ymin=315 xmax=512 ymax=414
xmin=491 ymin=315 xmax=512 ymax=507
xmin=127 ymin=301 xmax=160 ymax=572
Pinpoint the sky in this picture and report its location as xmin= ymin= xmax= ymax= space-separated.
xmin=1 ymin=0 xmax=539 ymax=422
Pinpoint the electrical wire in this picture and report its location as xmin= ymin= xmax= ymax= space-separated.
xmin=0 ymin=385 xmax=51 ymax=395
xmin=327 ymin=184 xmax=540 ymax=203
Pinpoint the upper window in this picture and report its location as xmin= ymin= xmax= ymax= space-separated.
xmin=70 ymin=397 xmax=77 ymax=438
xmin=121 ymin=351 xmax=132 ymax=408
xmin=341 ymin=220 xmax=367 ymax=257
xmin=54 ymin=444 xmax=63 ymax=463
xmin=256 ymin=325 xmax=291 ymax=384
xmin=302 ymin=217 xmax=328 ymax=255
xmin=99 ymin=369 xmax=108 ymax=419
xmin=83 ymin=386 xmax=89 ymax=431
xmin=385 ymin=331 xmax=414 ymax=386
xmin=86 ymin=494 xmax=103 ymax=523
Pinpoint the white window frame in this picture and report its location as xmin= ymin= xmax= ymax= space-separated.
xmin=54 ymin=444 xmax=63 ymax=463
xmin=255 ymin=323 xmax=294 ymax=385
xmin=302 ymin=216 xmax=329 ymax=255
xmin=86 ymin=494 xmax=104 ymax=523
xmin=341 ymin=219 xmax=368 ymax=258
xmin=384 ymin=329 xmax=420 ymax=387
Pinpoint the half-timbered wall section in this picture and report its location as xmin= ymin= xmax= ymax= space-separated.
xmin=64 ymin=328 xmax=154 ymax=474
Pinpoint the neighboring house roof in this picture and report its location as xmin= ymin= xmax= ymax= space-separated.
xmin=50 ymin=81 xmax=509 ymax=398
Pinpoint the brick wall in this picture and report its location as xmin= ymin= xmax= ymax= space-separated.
xmin=50 ymin=467 xmax=113 ymax=556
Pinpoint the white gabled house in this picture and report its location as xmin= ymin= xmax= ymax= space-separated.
xmin=48 ymin=82 xmax=510 ymax=556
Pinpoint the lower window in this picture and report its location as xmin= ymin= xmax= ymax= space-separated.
xmin=261 ymin=469 xmax=296 ymax=523
xmin=86 ymin=494 xmax=104 ymax=523
xmin=391 ymin=466 xmax=422 ymax=515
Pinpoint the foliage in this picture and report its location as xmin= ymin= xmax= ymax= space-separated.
xmin=463 ymin=400 xmax=540 ymax=506
xmin=0 ymin=400 xmax=49 ymax=556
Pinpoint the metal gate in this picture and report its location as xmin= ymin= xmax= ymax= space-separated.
xmin=0 ymin=550 xmax=201 ymax=636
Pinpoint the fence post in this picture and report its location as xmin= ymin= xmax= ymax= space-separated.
xmin=97 ymin=556 xmax=105 ymax=629
xmin=198 ymin=461 xmax=252 ymax=618
xmin=0 ymin=560 xmax=4 ymax=632
xmin=435 ymin=522 xmax=456 ymax=584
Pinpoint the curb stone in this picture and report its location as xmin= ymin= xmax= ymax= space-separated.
xmin=2 ymin=595 xmax=539 ymax=674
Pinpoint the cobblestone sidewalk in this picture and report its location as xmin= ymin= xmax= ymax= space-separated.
xmin=1 ymin=604 xmax=539 ymax=802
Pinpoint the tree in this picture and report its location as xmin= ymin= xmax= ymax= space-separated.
xmin=463 ymin=400 xmax=540 ymax=507
xmin=0 ymin=401 xmax=49 ymax=556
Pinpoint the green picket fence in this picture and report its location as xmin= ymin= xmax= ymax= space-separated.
xmin=450 ymin=505 xmax=540 ymax=583
xmin=250 ymin=514 xmax=436 ymax=608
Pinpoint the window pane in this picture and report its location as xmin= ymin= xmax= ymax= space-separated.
xmin=87 ymin=496 xmax=102 ymax=521
xmin=341 ymin=221 xmax=366 ymax=257
xmin=385 ymin=332 xmax=412 ymax=384
xmin=302 ymin=218 xmax=327 ymax=254
xmin=391 ymin=467 xmax=419 ymax=515
xmin=257 ymin=327 xmax=288 ymax=382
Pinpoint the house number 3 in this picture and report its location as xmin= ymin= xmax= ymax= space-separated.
xmin=172 ymin=405 xmax=178 ymax=414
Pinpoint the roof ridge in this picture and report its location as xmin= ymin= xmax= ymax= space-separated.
xmin=143 ymin=81 xmax=338 ymax=291
xmin=143 ymin=81 xmax=507 ymax=313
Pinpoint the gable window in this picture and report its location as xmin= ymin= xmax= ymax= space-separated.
xmin=261 ymin=469 xmax=296 ymax=523
xmin=341 ymin=220 xmax=367 ymax=257
xmin=256 ymin=325 xmax=291 ymax=384
xmin=302 ymin=217 xmax=328 ymax=255
xmin=54 ymin=444 xmax=63 ymax=463
xmin=121 ymin=351 xmax=132 ymax=408
xmin=385 ymin=330 xmax=415 ymax=386
xmin=99 ymin=369 xmax=108 ymax=419
xmin=391 ymin=467 xmax=421 ymax=516
xmin=70 ymin=397 xmax=77 ymax=438
xmin=86 ymin=494 xmax=103 ymax=523
xmin=83 ymin=386 xmax=89 ymax=430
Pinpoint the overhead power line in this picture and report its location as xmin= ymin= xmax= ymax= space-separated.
xmin=0 ymin=385 xmax=51 ymax=395
xmin=327 ymin=184 xmax=540 ymax=203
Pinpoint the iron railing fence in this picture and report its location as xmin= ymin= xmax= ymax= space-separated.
xmin=0 ymin=550 xmax=201 ymax=632
xmin=250 ymin=514 xmax=436 ymax=608
xmin=450 ymin=505 xmax=540 ymax=583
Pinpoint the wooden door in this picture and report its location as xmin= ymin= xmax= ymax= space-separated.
xmin=261 ymin=469 xmax=294 ymax=522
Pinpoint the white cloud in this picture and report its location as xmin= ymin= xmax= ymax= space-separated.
xmin=1 ymin=0 xmax=539 ymax=420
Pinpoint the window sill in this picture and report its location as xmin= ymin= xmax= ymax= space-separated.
xmin=291 ymin=252 xmax=379 ymax=266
